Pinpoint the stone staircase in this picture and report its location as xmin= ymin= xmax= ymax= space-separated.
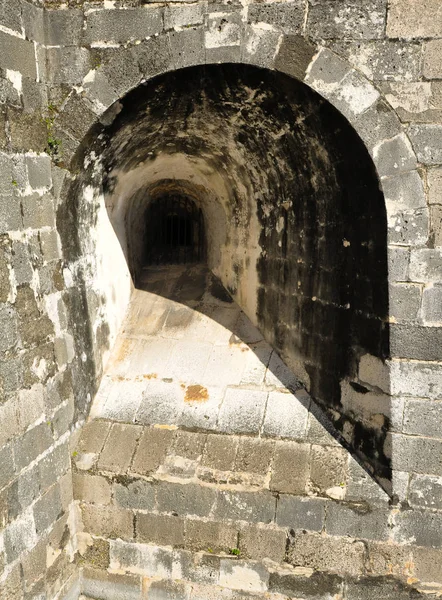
xmin=69 ymin=266 xmax=437 ymax=599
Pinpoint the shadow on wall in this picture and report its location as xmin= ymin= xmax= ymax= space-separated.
xmin=58 ymin=64 xmax=393 ymax=494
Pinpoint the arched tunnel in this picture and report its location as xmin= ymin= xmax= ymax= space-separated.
xmin=59 ymin=64 xmax=390 ymax=481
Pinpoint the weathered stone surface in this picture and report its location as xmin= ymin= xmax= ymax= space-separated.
xmin=44 ymin=8 xmax=84 ymax=46
xmin=409 ymin=474 xmax=442 ymax=510
xmin=422 ymin=284 xmax=442 ymax=324
xmin=185 ymin=519 xmax=238 ymax=554
xmin=395 ymin=509 xmax=442 ymax=548
xmin=0 ymin=31 xmax=36 ymax=79
xmin=263 ymin=390 xmax=310 ymax=439
xmin=82 ymin=565 xmax=142 ymax=600
xmin=373 ymin=133 xmax=417 ymax=179
xmin=239 ymin=524 xmax=286 ymax=562
xmin=114 ymin=478 xmax=155 ymax=511
xmin=217 ymin=388 xmax=267 ymax=435
xmin=82 ymin=503 xmax=134 ymax=540
xmin=136 ymin=513 xmax=185 ymax=547
xmin=131 ymin=427 xmax=174 ymax=475
xmin=202 ymin=434 xmax=238 ymax=471
xmin=156 ymin=481 xmax=216 ymax=518
xmin=170 ymin=27 xmax=205 ymax=70
xmin=409 ymin=249 xmax=442 ymax=283
xmin=408 ymin=124 xmax=442 ymax=165
xmin=387 ymin=0 xmax=442 ymax=39
xmin=326 ymin=502 xmax=390 ymax=541
xmin=386 ymin=432 xmax=442 ymax=475
xmin=423 ymin=40 xmax=442 ymax=80
xmin=98 ymin=423 xmax=141 ymax=473
xmin=33 ymin=484 xmax=63 ymax=535
xmin=84 ymin=8 xmax=163 ymax=44
xmin=219 ymin=559 xmax=269 ymax=592
xmin=13 ymin=422 xmax=53 ymax=472
xmin=234 ymin=437 xmax=273 ymax=474
xmin=389 ymin=283 xmax=421 ymax=321
xmin=248 ymin=2 xmax=304 ymax=34
xmin=270 ymin=441 xmax=309 ymax=494
xmin=403 ymin=398 xmax=442 ymax=439
xmin=308 ymin=0 xmax=386 ymax=40
xmin=390 ymin=324 xmax=442 ymax=361
xmin=269 ymin=571 xmax=344 ymax=599
xmin=46 ymin=47 xmax=91 ymax=85
xmin=73 ymin=473 xmax=111 ymax=505
xmin=4 ymin=510 xmax=37 ymax=563
xmin=310 ymin=445 xmax=348 ymax=493
xmin=214 ymin=490 xmax=276 ymax=524
xmin=276 ymin=496 xmax=326 ymax=532
xmin=430 ymin=204 xmax=442 ymax=247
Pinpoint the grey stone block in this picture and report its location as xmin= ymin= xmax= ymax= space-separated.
xmin=44 ymin=9 xmax=84 ymax=46
xmin=0 ymin=304 xmax=18 ymax=353
xmin=217 ymin=388 xmax=267 ymax=435
xmin=239 ymin=524 xmax=286 ymax=562
xmin=234 ymin=437 xmax=274 ymax=474
xmin=164 ymin=4 xmax=205 ymax=30
xmin=38 ymin=443 xmax=71 ymax=492
xmin=307 ymin=0 xmax=385 ymax=40
xmin=156 ymin=481 xmax=216 ymax=518
xmin=12 ymin=240 xmax=33 ymax=285
xmin=136 ymin=513 xmax=185 ymax=547
xmin=409 ymin=124 xmax=442 ymax=165
xmin=0 ymin=0 xmax=22 ymax=34
xmin=147 ymin=580 xmax=190 ymax=600
xmin=387 ymin=207 xmax=429 ymax=246
xmin=170 ymin=28 xmax=205 ymax=71
xmin=73 ymin=473 xmax=111 ymax=505
xmin=346 ymin=577 xmax=420 ymax=600
xmin=22 ymin=194 xmax=55 ymax=230
xmin=219 ymin=558 xmax=269 ymax=592
xmin=77 ymin=420 xmax=111 ymax=454
xmin=248 ymin=2 xmax=304 ymax=34
xmin=242 ymin=24 xmax=281 ymax=70
xmin=422 ymin=284 xmax=442 ymax=324
xmin=173 ymin=431 xmax=206 ymax=461
xmin=373 ymin=133 xmax=417 ymax=179
xmin=13 ymin=422 xmax=53 ymax=472
xmin=0 ymin=444 xmax=14 ymax=491
xmin=131 ymin=427 xmax=175 ymax=475
xmin=386 ymin=246 xmax=410 ymax=283
xmin=4 ymin=510 xmax=37 ymax=563
xmin=82 ymin=568 xmax=141 ymax=600
xmin=0 ymin=30 xmax=36 ymax=79
xmin=263 ymin=390 xmax=310 ymax=440
xmin=310 ymin=445 xmax=348 ymax=493
xmin=270 ymin=440 xmax=310 ymax=494
xmin=390 ymin=324 xmax=442 ymax=361
xmin=98 ymin=423 xmax=141 ymax=474
xmin=325 ymin=502 xmax=390 ymax=541
xmin=180 ymin=551 xmax=221 ymax=586
xmin=46 ymin=47 xmax=91 ymax=85
xmin=276 ymin=495 xmax=326 ymax=532
xmin=25 ymin=156 xmax=52 ymax=191
xmin=389 ymin=283 xmax=421 ymax=322
xmin=269 ymin=571 xmax=343 ymax=599
xmin=387 ymin=0 xmax=442 ymax=39
xmin=394 ymin=509 xmax=442 ymax=548
xmin=202 ymin=434 xmax=238 ymax=471
xmin=22 ymin=1 xmax=44 ymax=42
xmin=84 ymin=7 xmax=163 ymax=44
xmin=409 ymin=474 xmax=442 ymax=510
xmin=132 ymin=35 xmax=172 ymax=81
xmin=409 ymin=249 xmax=442 ymax=283
xmin=386 ymin=432 xmax=442 ymax=475
xmin=114 ymin=478 xmax=155 ymax=511
xmin=7 ymin=466 xmax=39 ymax=521
xmin=82 ymin=503 xmax=134 ymax=540
xmin=213 ymin=490 xmax=276 ymax=524
xmin=403 ymin=398 xmax=442 ymax=439
xmin=184 ymin=519 xmax=238 ymax=553
xmin=383 ymin=170 xmax=426 ymax=212
xmin=33 ymin=484 xmax=63 ymax=535
xmin=57 ymin=92 xmax=97 ymax=141
xmin=0 ymin=195 xmax=22 ymax=233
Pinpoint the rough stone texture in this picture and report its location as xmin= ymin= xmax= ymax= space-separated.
xmin=387 ymin=0 xmax=442 ymax=39
xmin=270 ymin=441 xmax=310 ymax=494
xmin=97 ymin=423 xmax=141 ymax=473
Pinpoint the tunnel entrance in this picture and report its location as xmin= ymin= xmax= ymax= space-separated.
xmin=144 ymin=195 xmax=205 ymax=266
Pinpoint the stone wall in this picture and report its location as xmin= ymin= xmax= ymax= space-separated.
xmin=0 ymin=0 xmax=442 ymax=598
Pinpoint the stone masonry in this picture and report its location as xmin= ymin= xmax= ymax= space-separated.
xmin=0 ymin=1 xmax=441 ymax=599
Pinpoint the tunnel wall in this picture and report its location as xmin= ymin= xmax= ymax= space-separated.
xmin=0 ymin=0 xmax=442 ymax=598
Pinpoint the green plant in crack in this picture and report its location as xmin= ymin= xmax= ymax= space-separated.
xmin=228 ymin=548 xmax=240 ymax=556
xmin=43 ymin=105 xmax=62 ymax=160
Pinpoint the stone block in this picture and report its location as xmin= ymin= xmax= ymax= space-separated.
xmin=0 ymin=397 xmax=20 ymax=449
xmin=387 ymin=0 xmax=442 ymax=39
xmin=98 ymin=423 xmax=141 ymax=474
xmin=326 ymin=502 xmax=390 ymax=541
xmin=146 ymin=580 xmax=191 ymax=600
xmin=386 ymin=432 xmax=442 ymax=475
xmin=16 ymin=384 xmax=45 ymax=432
xmin=390 ymin=359 xmax=442 ymax=400
xmin=408 ymin=124 xmax=442 ymax=165
xmin=388 ymin=283 xmax=421 ymax=322
xmin=82 ymin=503 xmax=134 ymax=540
xmin=287 ymin=530 xmax=366 ymax=577
xmin=431 ymin=204 xmax=442 ymax=247
xmin=274 ymin=34 xmax=316 ymax=81
xmin=403 ymin=398 xmax=442 ymax=439
xmin=0 ymin=444 xmax=14 ymax=491
xmin=423 ymin=40 xmax=442 ymax=80
xmin=21 ymin=538 xmax=46 ymax=592
xmin=73 ymin=473 xmax=111 ymax=505
xmin=310 ymin=445 xmax=348 ymax=493
xmin=413 ymin=546 xmax=442 ymax=586
xmin=276 ymin=495 xmax=326 ymax=532
xmin=56 ymin=92 xmax=97 ymax=141
xmin=202 ymin=434 xmax=238 ymax=471
xmin=8 ymin=108 xmax=47 ymax=154
xmin=269 ymin=571 xmax=343 ymax=599
xmin=409 ymin=474 xmax=442 ymax=510
xmin=4 ymin=509 xmax=37 ymax=563
xmin=213 ymin=490 xmax=275 ymax=524
xmin=77 ymin=420 xmax=111 ymax=454
xmin=7 ymin=465 xmax=40 ymax=522
xmin=308 ymin=0 xmax=385 ymax=40
xmin=390 ymin=324 xmax=442 ymax=361
xmin=346 ymin=577 xmax=422 ymax=599
xmin=180 ymin=552 xmax=221 ymax=586
xmin=373 ymin=133 xmax=417 ymax=179
xmin=156 ymin=481 xmax=216 ymax=518
xmin=0 ymin=31 xmax=36 ymax=79
xmin=219 ymin=559 xmax=269 ymax=592
xmin=84 ymin=8 xmax=163 ymax=44
xmin=0 ymin=304 xmax=18 ymax=353
xmin=46 ymin=47 xmax=91 ymax=85
xmin=136 ymin=513 xmax=185 ymax=547
xmin=164 ymin=3 xmax=205 ymax=31
xmin=394 ymin=509 xmax=442 ymax=548
xmin=44 ymin=9 xmax=84 ymax=46
xmin=173 ymin=431 xmax=206 ymax=461
xmin=132 ymin=35 xmax=172 ymax=81
xmin=0 ymin=195 xmax=22 ymax=234
xmin=248 ymin=2 xmax=304 ymax=34
xmin=33 ymin=484 xmax=63 ymax=535
xmin=409 ymin=249 xmax=442 ymax=283
xmin=270 ymin=440 xmax=309 ymax=494
xmin=21 ymin=194 xmax=55 ymax=230
xmin=25 ymin=156 xmax=52 ymax=192
xmin=234 ymin=437 xmax=273 ymax=474
xmin=184 ymin=519 xmax=238 ymax=553
xmin=332 ymin=40 xmax=421 ymax=83
xmin=131 ymin=427 xmax=174 ymax=475
xmin=13 ymin=422 xmax=53 ymax=472
xmin=262 ymin=390 xmax=310 ymax=440
xmin=82 ymin=566 xmax=142 ymax=600
xmin=170 ymin=27 xmax=205 ymax=71
xmin=114 ymin=478 xmax=155 ymax=511
xmin=242 ymin=24 xmax=281 ymax=70
xmin=0 ymin=0 xmax=22 ymax=34
xmin=217 ymin=388 xmax=267 ymax=435
xmin=239 ymin=524 xmax=286 ymax=562
xmin=383 ymin=170 xmax=426 ymax=214
xmin=422 ymin=284 xmax=442 ymax=324
xmin=110 ymin=539 xmax=173 ymax=578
